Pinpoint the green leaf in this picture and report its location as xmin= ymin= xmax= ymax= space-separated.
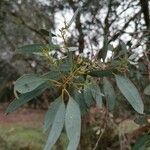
xmin=144 ymin=84 xmax=150 ymax=95
xmin=16 ymin=44 xmax=59 ymax=54
xmin=73 ymin=90 xmax=87 ymax=115
xmin=58 ymin=59 xmax=72 ymax=74
xmin=91 ymin=83 xmax=103 ymax=108
xmin=88 ymin=70 xmax=113 ymax=77
xmin=44 ymin=99 xmax=65 ymax=150
xmin=43 ymin=97 xmax=62 ymax=132
xmin=103 ymin=78 xmax=116 ymax=111
xmin=119 ymin=40 xmax=127 ymax=52
xmin=102 ymin=35 xmax=109 ymax=61
xmin=108 ymin=44 xmax=114 ymax=51
xmin=6 ymin=83 xmax=48 ymax=114
xmin=15 ymin=74 xmax=47 ymax=93
xmin=65 ymin=96 xmax=81 ymax=150
xmin=84 ymin=85 xmax=94 ymax=107
xmin=134 ymin=115 xmax=148 ymax=125
xmin=43 ymin=70 xmax=62 ymax=81
xmin=40 ymin=29 xmax=56 ymax=37
xmin=67 ymin=6 xmax=81 ymax=28
xmin=16 ymin=44 xmax=47 ymax=53
xmin=132 ymin=135 xmax=150 ymax=150
xmin=115 ymin=75 xmax=144 ymax=114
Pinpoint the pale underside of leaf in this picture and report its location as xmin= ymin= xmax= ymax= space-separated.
xmin=144 ymin=84 xmax=150 ymax=95
xmin=43 ymin=97 xmax=62 ymax=132
xmin=44 ymin=100 xmax=65 ymax=150
xmin=115 ymin=75 xmax=144 ymax=114
xmin=84 ymin=86 xmax=94 ymax=107
xmin=103 ymin=78 xmax=116 ymax=111
xmin=91 ymin=83 xmax=103 ymax=108
xmin=65 ymin=96 xmax=81 ymax=150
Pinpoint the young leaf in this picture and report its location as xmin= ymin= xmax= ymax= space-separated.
xmin=16 ymin=44 xmax=59 ymax=54
xmin=43 ymin=97 xmax=62 ymax=132
xmin=15 ymin=74 xmax=47 ymax=93
xmin=91 ymin=83 xmax=103 ymax=108
xmin=115 ymin=75 xmax=144 ymax=114
xmin=44 ymin=99 xmax=65 ymax=150
xmin=6 ymin=83 xmax=48 ymax=114
xmin=65 ymin=96 xmax=81 ymax=150
xmin=103 ymin=78 xmax=116 ymax=111
xmin=40 ymin=29 xmax=56 ymax=37
xmin=144 ymin=84 xmax=150 ymax=95
xmin=16 ymin=44 xmax=47 ymax=53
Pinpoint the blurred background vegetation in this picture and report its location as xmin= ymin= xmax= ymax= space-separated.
xmin=0 ymin=0 xmax=150 ymax=149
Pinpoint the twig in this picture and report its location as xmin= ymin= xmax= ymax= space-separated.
xmin=92 ymin=125 xmax=106 ymax=150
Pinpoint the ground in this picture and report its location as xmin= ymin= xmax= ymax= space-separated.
xmin=0 ymin=103 xmax=46 ymax=150
xmin=0 ymin=103 xmax=45 ymax=127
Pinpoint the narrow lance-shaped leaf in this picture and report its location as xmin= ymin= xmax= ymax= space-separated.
xmin=67 ymin=6 xmax=82 ymax=28
xmin=144 ymin=84 xmax=150 ymax=95
xmin=16 ymin=44 xmax=59 ymax=54
xmin=88 ymin=69 xmax=113 ymax=77
xmin=44 ymin=99 xmax=65 ymax=150
xmin=6 ymin=83 xmax=48 ymax=114
xmin=43 ymin=97 xmax=62 ymax=132
xmin=15 ymin=74 xmax=47 ymax=93
xmin=115 ymin=75 xmax=144 ymax=114
xmin=73 ymin=90 xmax=87 ymax=115
xmin=103 ymin=78 xmax=116 ymax=111
xmin=91 ymin=83 xmax=103 ymax=108
xmin=84 ymin=85 xmax=94 ymax=107
xmin=65 ymin=96 xmax=81 ymax=150
xmin=16 ymin=44 xmax=47 ymax=53
xmin=39 ymin=29 xmax=56 ymax=37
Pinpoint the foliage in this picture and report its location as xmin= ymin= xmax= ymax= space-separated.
xmin=6 ymin=6 xmax=147 ymax=150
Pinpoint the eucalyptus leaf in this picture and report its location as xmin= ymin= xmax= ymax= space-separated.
xmin=102 ymin=35 xmax=109 ymax=61
xmin=88 ymin=70 xmax=113 ymax=77
xmin=73 ymin=90 xmax=87 ymax=115
xmin=115 ymin=75 xmax=144 ymax=114
xmin=16 ymin=44 xmax=47 ymax=53
xmin=6 ymin=83 xmax=48 ymax=114
xmin=65 ymin=96 xmax=81 ymax=150
xmin=15 ymin=74 xmax=47 ymax=93
xmin=108 ymin=44 xmax=114 ymax=51
xmin=119 ymin=40 xmax=127 ymax=52
xmin=103 ymin=78 xmax=116 ymax=111
xmin=84 ymin=85 xmax=94 ymax=107
xmin=91 ymin=83 xmax=103 ymax=108
xmin=40 ymin=29 xmax=56 ymax=37
xmin=16 ymin=44 xmax=59 ymax=54
xmin=43 ymin=97 xmax=62 ymax=132
xmin=44 ymin=99 xmax=65 ymax=150
xmin=43 ymin=70 xmax=62 ymax=81
xmin=132 ymin=135 xmax=150 ymax=150
xmin=144 ymin=84 xmax=150 ymax=95
xmin=67 ymin=6 xmax=81 ymax=28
